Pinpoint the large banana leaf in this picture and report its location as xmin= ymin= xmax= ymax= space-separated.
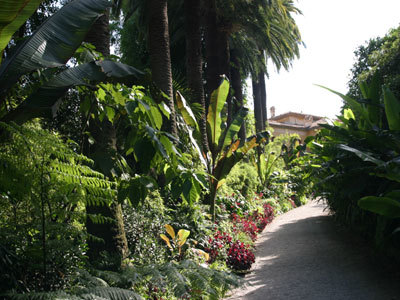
xmin=358 ymin=74 xmax=382 ymax=126
xmin=206 ymin=77 xmax=229 ymax=155
xmin=213 ymin=131 xmax=268 ymax=186
xmin=337 ymin=144 xmax=384 ymax=166
xmin=238 ymin=131 xmax=269 ymax=149
xmin=317 ymin=85 xmax=372 ymax=129
xmin=358 ymin=196 xmax=400 ymax=218
xmin=383 ymin=87 xmax=400 ymax=131
xmin=218 ymin=107 xmax=248 ymax=151
xmin=0 ymin=0 xmax=111 ymax=101
xmin=2 ymin=60 xmax=142 ymax=124
xmin=0 ymin=0 xmax=43 ymax=57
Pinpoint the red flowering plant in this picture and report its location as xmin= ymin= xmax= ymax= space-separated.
xmin=226 ymin=241 xmax=255 ymax=271
xmin=231 ymin=213 xmax=260 ymax=241
xmin=249 ymin=203 xmax=275 ymax=231
xmin=204 ymin=230 xmax=233 ymax=263
xmin=231 ymin=202 xmax=275 ymax=241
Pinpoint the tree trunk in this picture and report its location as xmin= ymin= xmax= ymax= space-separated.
xmin=184 ymin=0 xmax=209 ymax=153
xmin=204 ymin=0 xmax=231 ymax=121
xmin=84 ymin=12 xmax=128 ymax=268
xmin=252 ymin=74 xmax=263 ymax=133
xmin=148 ymin=0 xmax=178 ymax=137
xmin=259 ymin=71 xmax=267 ymax=129
xmin=230 ymin=48 xmax=246 ymax=140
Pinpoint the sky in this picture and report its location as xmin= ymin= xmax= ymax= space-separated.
xmin=261 ymin=0 xmax=400 ymax=119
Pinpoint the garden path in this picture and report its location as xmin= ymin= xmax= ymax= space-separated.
xmin=226 ymin=200 xmax=400 ymax=300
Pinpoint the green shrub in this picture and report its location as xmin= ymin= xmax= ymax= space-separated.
xmin=123 ymin=190 xmax=168 ymax=265
xmin=218 ymin=161 xmax=259 ymax=200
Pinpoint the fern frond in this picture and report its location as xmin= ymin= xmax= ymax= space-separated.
xmin=3 ymin=291 xmax=74 ymax=300
xmin=79 ymin=287 xmax=143 ymax=300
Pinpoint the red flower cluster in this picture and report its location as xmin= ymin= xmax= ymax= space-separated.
xmin=226 ymin=241 xmax=255 ymax=271
xmin=231 ymin=203 xmax=274 ymax=241
xmin=204 ymin=231 xmax=233 ymax=263
xmin=232 ymin=213 xmax=259 ymax=241
xmin=250 ymin=203 xmax=274 ymax=231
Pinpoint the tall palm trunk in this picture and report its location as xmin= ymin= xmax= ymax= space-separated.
xmin=148 ymin=0 xmax=177 ymax=137
xmin=230 ymin=48 xmax=246 ymax=139
xmin=259 ymin=71 xmax=267 ymax=129
xmin=204 ymin=0 xmax=231 ymax=121
xmin=84 ymin=12 xmax=128 ymax=267
xmin=252 ymin=74 xmax=263 ymax=133
xmin=184 ymin=0 xmax=209 ymax=153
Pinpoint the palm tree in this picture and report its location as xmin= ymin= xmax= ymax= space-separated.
xmin=184 ymin=0 xmax=209 ymax=152
xmin=148 ymin=0 xmax=177 ymax=136
xmin=249 ymin=0 xmax=302 ymax=132
xmin=113 ymin=0 xmax=178 ymax=137
xmin=203 ymin=0 xmax=301 ymax=125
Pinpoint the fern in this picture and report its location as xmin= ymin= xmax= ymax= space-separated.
xmin=93 ymin=259 xmax=239 ymax=299
xmin=3 ymin=288 xmax=142 ymax=300
xmin=0 ymin=122 xmax=117 ymax=292
xmin=79 ymin=287 xmax=142 ymax=300
xmin=3 ymin=291 xmax=75 ymax=300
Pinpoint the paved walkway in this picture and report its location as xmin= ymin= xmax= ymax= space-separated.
xmin=226 ymin=201 xmax=400 ymax=300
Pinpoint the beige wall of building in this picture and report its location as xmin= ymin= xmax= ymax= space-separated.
xmin=268 ymin=108 xmax=326 ymax=142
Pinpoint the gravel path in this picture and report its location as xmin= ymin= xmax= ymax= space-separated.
xmin=226 ymin=200 xmax=400 ymax=300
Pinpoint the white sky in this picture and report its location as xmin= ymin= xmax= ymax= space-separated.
xmin=262 ymin=0 xmax=400 ymax=119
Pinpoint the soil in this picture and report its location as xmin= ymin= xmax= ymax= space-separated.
xmin=225 ymin=200 xmax=400 ymax=300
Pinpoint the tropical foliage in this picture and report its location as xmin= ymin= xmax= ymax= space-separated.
xmin=0 ymin=0 xmax=311 ymax=298
xmin=310 ymin=77 xmax=400 ymax=258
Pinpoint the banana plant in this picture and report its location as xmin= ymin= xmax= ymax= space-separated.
xmin=0 ymin=0 xmax=44 ymax=62
xmin=177 ymin=77 xmax=269 ymax=221
xmin=0 ymin=0 xmax=142 ymax=124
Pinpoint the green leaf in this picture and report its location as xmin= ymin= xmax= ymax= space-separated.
xmin=149 ymin=105 xmax=163 ymax=130
xmin=343 ymin=109 xmax=355 ymax=121
xmin=3 ymin=60 xmax=142 ymax=124
xmin=337 ymin=144 xmax=384 ymax=166
xmin=207 ymin=77 xmax=229 ymax=154
xmin=0 ymin=0 xmax=112 ymax=101
xmin=383 ymin=86 xmax=400 ymax=130
xmin=385 ymin=190 xmax=400 ymax=198
xmin=176 ymin=91 xmax=197 ymax=128
xmin=133 ymin=137 xmax=156 ymax=173
xmin=316 ymin=85 xmax=372 ymax=129
xmin=165 ymin=224 xmax=175 ymax=239
xmin=182 ymin=177 xmax=201 ymax=205
xmin=359 ymin=74 xmax=382 ymax=125
xmin=105 ymin=106 xmax=115 ymax=123
xmin=158 ymin=101 xmax=171 ymax=118
xmin=186 ymin=124 xmax=207 ymax=168
xmin=219 ymin=107 xmax=248 ymax=151
xmin=0 ymin=0 xmax=43 ymax=57
xmin=358 ymin=196 xmax=400 ymax=218
xmin=177 ymin=229 xmax=190 ymax=246
xmin=145 ymin=125 xmax=168 ymax=160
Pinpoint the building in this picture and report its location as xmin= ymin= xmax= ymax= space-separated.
xmin=267 ymin=106 xmax=326 ymax=141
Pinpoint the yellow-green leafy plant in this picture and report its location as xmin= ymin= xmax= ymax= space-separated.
xmin=160 ymin=224 xmax=190 ymax=260
xmin=160 ymin=224 xmax=209 ymax=261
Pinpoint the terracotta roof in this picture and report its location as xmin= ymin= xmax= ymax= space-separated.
xmin=269 ymin=111 xmax=324 ymax=122
xmin=268 ymin=111 xmax=327 ymax=131
xmin=268 ymin=121 xmax=310 ymax=131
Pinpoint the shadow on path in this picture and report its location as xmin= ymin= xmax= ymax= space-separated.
xmin=226 ymin=201 xmax=400 ymax=300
